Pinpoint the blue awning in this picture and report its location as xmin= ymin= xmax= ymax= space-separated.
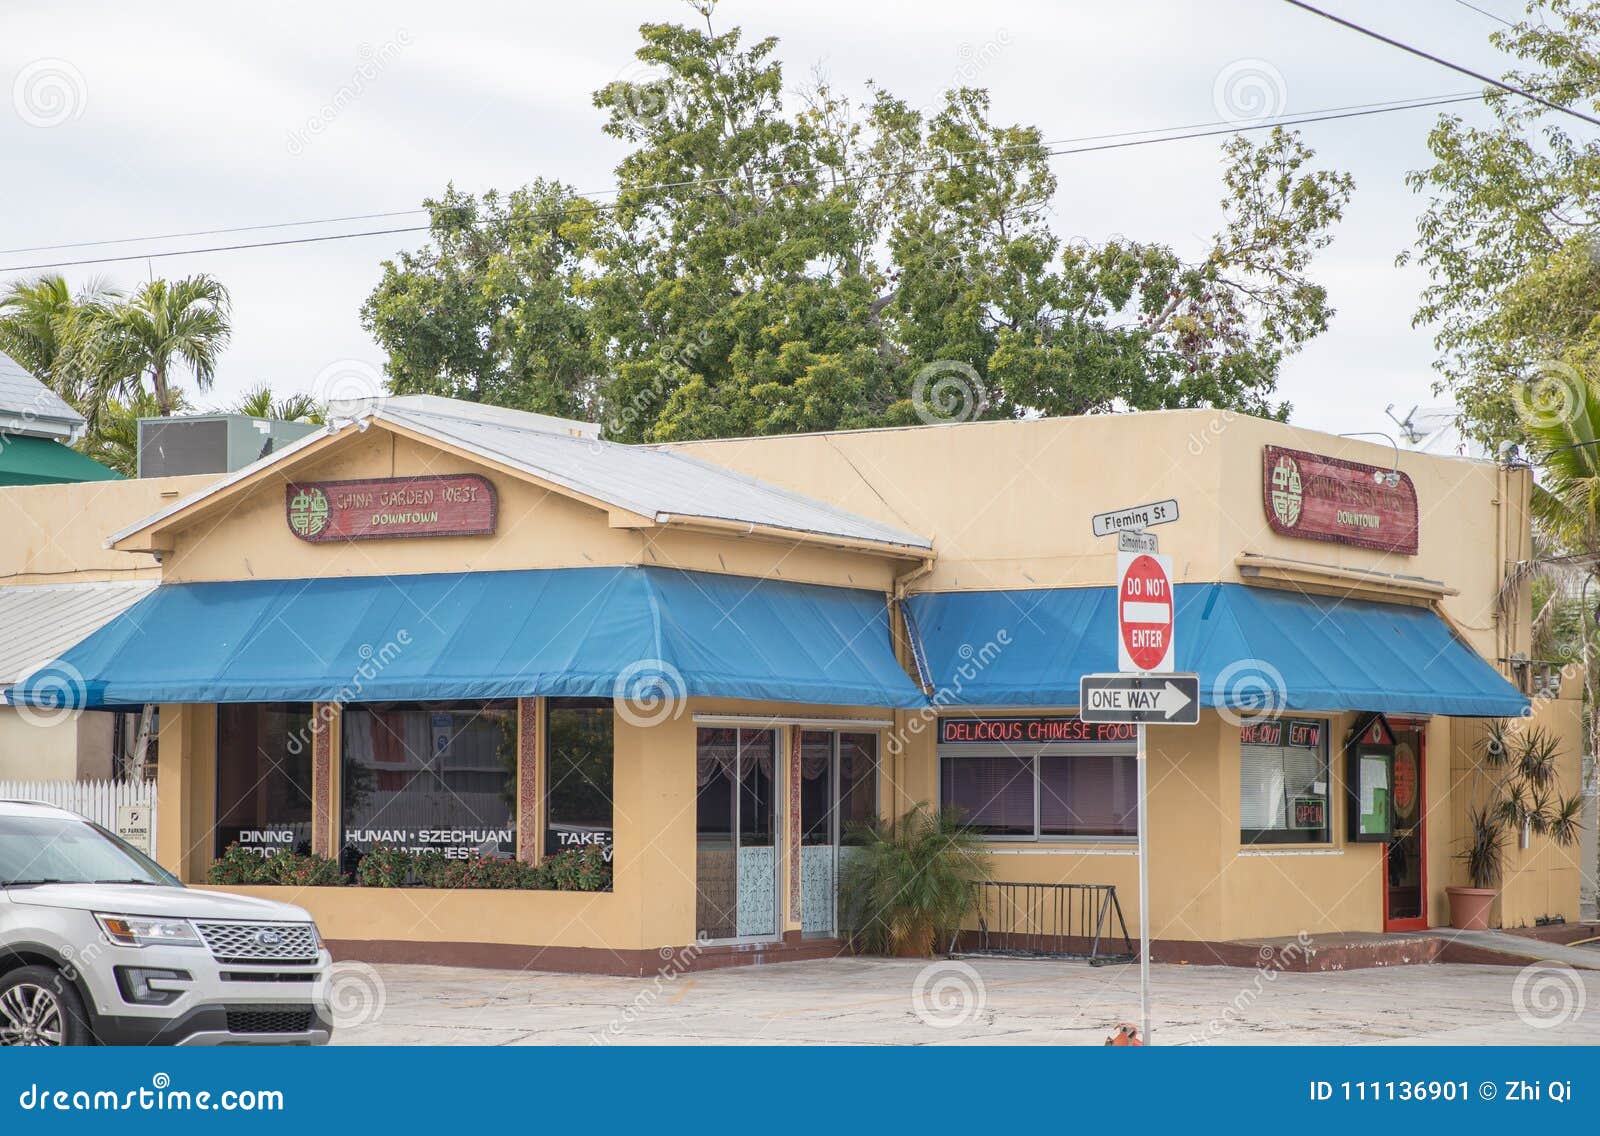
xmin=6 ymin=567 xmax=925 ymax=710
xmin=906 ymin=583 xmax=1529 ymax=717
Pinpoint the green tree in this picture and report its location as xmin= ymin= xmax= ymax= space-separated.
xmin=361 ymin=181 xmax=605 ymax=421
xmin=0 ymin=273 xmax=121 ymax=421
xmin=94 ymin=275 xmax=231 ymax=417
xmin=231 ymin=382 xmax=324 ymax=424
xmin=364 ymin=5 xmax=1352 ymax=442
xmin=77 ymin=388 xmax=192 ymax=477
xmin=1404 ymin=0 xmax=1600 ymax=445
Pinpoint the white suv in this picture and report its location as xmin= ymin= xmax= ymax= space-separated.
xmin=0 ymin=800 xmax=332 ymax=1046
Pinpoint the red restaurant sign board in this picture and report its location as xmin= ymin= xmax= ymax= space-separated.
xmin=1262 ymin=445 xmax=1418 ymax=555
xmin=285 ymin=474 xmax=497 ymax=543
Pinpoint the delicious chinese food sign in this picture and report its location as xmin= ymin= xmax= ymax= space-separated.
xmin=286 ymin=474 xmax=497 ymax=542
xmin=1262 ymin=445 xmax=1419 ymax=554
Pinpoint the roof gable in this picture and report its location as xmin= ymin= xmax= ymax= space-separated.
xmin=107 ymin=397 xmax=932 ymax=556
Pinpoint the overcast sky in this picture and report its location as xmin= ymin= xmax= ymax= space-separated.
xmin=1 ymin=0 xmax=1522 ymax=439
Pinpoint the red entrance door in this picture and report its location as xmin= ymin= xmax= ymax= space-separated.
xmin=1383 ymin=724 xmax=1427 ymax=930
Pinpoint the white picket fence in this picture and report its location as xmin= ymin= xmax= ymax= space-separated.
xmin=0 ymin=778 xmax=157 ymax=847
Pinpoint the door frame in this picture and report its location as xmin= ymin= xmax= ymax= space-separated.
xmin=1382 ymin=721 xmax=1428 ymax=931
xmin=696 ymin=727 xmax=783 ymax=947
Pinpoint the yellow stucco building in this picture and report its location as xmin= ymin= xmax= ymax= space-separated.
xmin=0 ymin=397 xmax=1583 ymax=973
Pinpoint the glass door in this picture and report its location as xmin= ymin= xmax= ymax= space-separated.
xmin=695 ymin=728 xmax=778 ymax=941
xmin=1383 ymin=725 xmax=1427 ymax=930
xmin=798 ymin=731 xmax=878 ymax=936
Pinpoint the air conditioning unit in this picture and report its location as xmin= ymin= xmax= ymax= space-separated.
xmin=136 ymin=414 xmax=321 ymax=479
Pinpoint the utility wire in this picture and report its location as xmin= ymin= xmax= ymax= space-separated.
xmin=1281 ymin=0 xmax=1600 ymax=127
xmin=1449 ymin=0 xmax=1517 ymax=28
xmin=0 ymin=90 xmax=1485 ymax=273
xmin=0 ymin=90 xmax=1479 ymax=261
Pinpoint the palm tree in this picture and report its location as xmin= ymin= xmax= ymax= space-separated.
xmin=0 ymin=273 xmax=121 ymax=414
xmin=231 ymin=382 xmax=324 ymax=424
xmin=94 ymin=275 xmax=231 ymax=417
xmin=77 ymin=389 xmax=192 ymax=477
xmin=1517 ymin=357 xmax=1600 ymax=768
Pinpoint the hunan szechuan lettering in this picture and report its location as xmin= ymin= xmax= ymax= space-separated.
xmin=285 ymin=474 xmax=496 ymax=542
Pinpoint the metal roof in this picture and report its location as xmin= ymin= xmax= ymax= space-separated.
xmin=381 ymin=400 xmax=931 ymax=550
xmin=0 ymin=350 xmax=83 ymax=441
xmin=0 ymin=581 xmax=157 ymax=689
xmin=108 ymin=396 xmax=932 ymax=553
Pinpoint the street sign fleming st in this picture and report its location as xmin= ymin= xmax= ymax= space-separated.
xmin=1091 ymin=499 xmax=1179 ymax=538
xmin=1078 ymin=673 xmax=1200 ymax=725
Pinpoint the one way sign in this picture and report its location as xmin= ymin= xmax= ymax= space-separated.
xmin=1079 ymin=673 xmax=1200 ymax=725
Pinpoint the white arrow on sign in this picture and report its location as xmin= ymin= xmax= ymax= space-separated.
xmin=1086 ymin=680 xmax=1193 ymax=720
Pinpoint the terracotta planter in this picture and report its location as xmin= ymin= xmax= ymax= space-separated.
xmin=1446 ymin=885 xmax=1497 ymax=931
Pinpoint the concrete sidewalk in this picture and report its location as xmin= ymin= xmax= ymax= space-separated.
xmin=330 ymin=955 xmax=1600 ymax=1046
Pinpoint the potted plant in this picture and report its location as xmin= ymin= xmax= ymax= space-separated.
xmin=839 ymin=803 xmax=991 ymax=957
xmin=1448 ymin=720 xmax=1583 ymax=930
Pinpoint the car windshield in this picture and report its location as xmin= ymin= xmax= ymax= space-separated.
xmin=0 ymin=814 xmax=178 ymax=887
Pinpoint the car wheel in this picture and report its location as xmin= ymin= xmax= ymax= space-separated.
xmin=0 ymin=966 xmax=92 ymax=1046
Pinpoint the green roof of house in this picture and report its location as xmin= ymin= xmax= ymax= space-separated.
xmin=0 ymin=434 xmax=122 ymax=485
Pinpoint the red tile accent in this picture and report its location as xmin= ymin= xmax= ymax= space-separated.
xmin=518 ymin=698 xmax=540 ymax=863
xmin=311 ymin=704 xmax=331 ymax=857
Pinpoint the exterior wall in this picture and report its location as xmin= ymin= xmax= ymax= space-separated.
xmin=154 ymin=427 xmax=901 ymax=593
xmin=0 ymin=707 xmax=115 ymax=780
xmin=154 ymin=695 xmax=895 ymax=965
xmin=668 ymin=411 xmax=1526 ymax=660
xmin=0 ymin=474 xmax=214 ymax=584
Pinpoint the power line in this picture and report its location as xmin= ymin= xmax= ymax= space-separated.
xmin=1281 ymin=0 xmax=1600 ymax=127
xmin=0 ymin=91 xmax=1485 ymax=274
xmin=0 ymin=210 xmax=427 ymax=257
xmin=0 ymin=90 xmax=1478 ymax=261
xmin=1449 ymin=0 xmax=1517 ymax=28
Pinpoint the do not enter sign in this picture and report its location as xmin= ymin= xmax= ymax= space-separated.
xmin=1117 ymin=551 xmax=1175 ymax=672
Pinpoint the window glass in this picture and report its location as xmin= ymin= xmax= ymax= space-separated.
xmin=940 ymin=754 xmax=1034 ymax=836
xmin=544 ymin=699 xmax=614 ymax=859
xmin=340 ymin=702 xmax=517 ymax=860
xmin=799 ymin=731 xmax=833 ymax=846
xmin=1240 ymin=719 xmax=1330 ymax=845
xmin=1039 ymin=754 xmax=1138 ymax=837
xmin=215 ymin=703 xmax=314 ymax=858
xmin=837 ymin=732 xmax=878 ymax=843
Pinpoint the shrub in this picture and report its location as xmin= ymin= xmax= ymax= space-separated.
xmin=542 ymin=845 xmax=612 ymax=891
xmin=207 ymin=842 xmax=270 ymax=885
xmin=207 ymin=843 xmax=343 ymax=887
xmin=356 ymin=843 xmax=416 ymax=888
xmin=839 ymin=804 xmax=991 ymax=957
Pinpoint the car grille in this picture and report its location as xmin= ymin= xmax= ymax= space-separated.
xmin=194 ymin=921 xmax=318 ymax=963
xmin=226 ymin=1006 xmax=315 ymax=1035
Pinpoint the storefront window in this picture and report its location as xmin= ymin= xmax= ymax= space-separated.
xmin=938 ymin=719 xmax=1137 ymax=840
xmin=340 ymin=702 xmax=517 ymax=860
xmin=544 ymin=699 xmax=614 ymax=859
xmin=1240 ymin=718 xmax=1330 ymax=845
xmin=214 ymin=703 xmax=314 ymax=858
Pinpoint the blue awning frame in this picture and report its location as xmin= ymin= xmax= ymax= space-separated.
xmin=905 ymin=582 xmax=1530 ymax=718
xmin=5 ymin=566 xmax=928 ymax=711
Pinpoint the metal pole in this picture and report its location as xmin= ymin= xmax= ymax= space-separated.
xmin=1137 ymin=722 xmax=1151 ymax=1045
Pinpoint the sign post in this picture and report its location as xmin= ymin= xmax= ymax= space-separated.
xmin=1112 ymin=548 xmax=1183 ymax=1046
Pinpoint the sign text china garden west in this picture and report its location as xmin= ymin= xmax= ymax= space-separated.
xmin=1262 ymin=445 xmax=1418 ymax=554
xmin=285 ymin=474 xmax=497 ymax=542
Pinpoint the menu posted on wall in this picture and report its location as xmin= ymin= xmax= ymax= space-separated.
xmin=1262 ymin=445 xmax=1419 ymax=555
xmin=285 ymin=474 xmax=497 ymax=543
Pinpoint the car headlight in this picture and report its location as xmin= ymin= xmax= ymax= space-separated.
xmin=95 ymin=914 xmax=203 ymax=948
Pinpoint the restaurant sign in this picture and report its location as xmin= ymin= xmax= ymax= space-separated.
xmin=1262 ymin=445 xmax=1418 ymax=554
xmin=285 ymin=474 xmax=496 ymax=543
xmin=939 ymin=717 xmax=1136 ymax=744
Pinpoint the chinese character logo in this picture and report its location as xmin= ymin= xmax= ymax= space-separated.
xmin=288 ymin=486 xmax=329 ymax=538
xmin=1269 ymin=454 xmax=1302 ymax=528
